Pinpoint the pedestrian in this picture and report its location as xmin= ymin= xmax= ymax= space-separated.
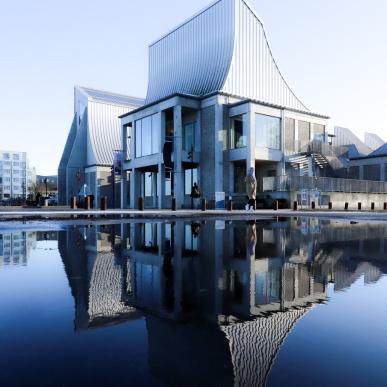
xmin=190 ymin=182 xmax=201 ymax=209
xmin=245 ymin=167 xmax=257 ymax=210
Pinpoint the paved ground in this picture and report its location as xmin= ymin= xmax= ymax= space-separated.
xmin=2 ymin=207 xmax=387 ymax=222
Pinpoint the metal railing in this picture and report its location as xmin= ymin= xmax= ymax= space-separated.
xmin=263 ymin=175 xmax=387 ymax=194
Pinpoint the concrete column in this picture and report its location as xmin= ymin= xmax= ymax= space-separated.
xmin=129 ymin=169 xmax=141 ymax=209
xmin=158 ymin=112 xmax=166 ymax=209
xmin=245 ymin=105 xmax=256 ymax=170
xmin=173 ymin=105 xmax=184 ymax=208
xmin=152 ymin=172 xmax=157 ymax=208
xmin=308 ymin=156 xmax=314 ymax=177
xmin=381 ymin=163 xmax=385 ymax=181
xmin=359 ymin=165 xmax=364 ymax=180
xmin=214 ymin=103 xmax=224 ymax=193
xmin=280 ymin=110 xmax=286 ymax=175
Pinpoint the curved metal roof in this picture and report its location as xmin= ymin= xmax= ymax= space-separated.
xmin=145 ymin=0 xmax=308 ymax=111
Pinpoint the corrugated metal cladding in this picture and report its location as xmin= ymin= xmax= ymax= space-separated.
xmin=145 ymin=0 xmax=308 ymax=111
xmin=146 ymin=0 xmax=235 ymax=103
xmin=87 ymin=101 xmax=136 ymax=165
xmin=79 ymin=87 xmax=144 ymax=107
xmin=222 ymin=0 xmax=308 ymax=111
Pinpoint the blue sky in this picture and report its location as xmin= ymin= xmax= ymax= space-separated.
xmin=0 ymin=0 xmax=386 ymax=174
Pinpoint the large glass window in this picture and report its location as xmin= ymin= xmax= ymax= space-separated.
xmin=298 ymin=121 xmax=311 ymax=149
xmin=184 ymin=122 xmax=197 ymax=151
xmin=151 ymin=115 xmax=160 ymax=154
xmin=135 ymin=114 xmax=160 ymax=158
xmin=255 ymin=114 xmax=281 ymax=149
xmin=230 ymin=115 xmax=246 ymax=149
xmin=234 ymin=164 xmax=246 ymax=194
xmin=135 ymin=120 xmax=142 ymax=157
xmin=313 ymin=123 xmax=325 ymax=140
xmin=284 ymin=117 xmax=295 ymax=153
xmin=184 ymin=168 xmax=198 ymax=195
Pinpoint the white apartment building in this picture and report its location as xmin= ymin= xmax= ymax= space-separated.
xmin=0 ymin=150 xmax=35 ymax=200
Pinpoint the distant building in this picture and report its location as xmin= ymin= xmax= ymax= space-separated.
xmin=333 ymin=126 xmax=372 ymax=157
xmin=58 ymin=86 xmax=144 ymax=207
xmin=0 ymin=150 xmax=35 ymax=201
xmin=364 ymin=132 xmax=385 ymax=151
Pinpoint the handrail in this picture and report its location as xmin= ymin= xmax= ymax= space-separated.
xmin=263 ymin=175 xmax=387 ymax=194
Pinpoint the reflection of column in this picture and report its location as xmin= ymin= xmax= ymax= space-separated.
xmin=173 ymin=105 xmax=183 ymax=208
xmin=173 ymin=221 xmax=183 ymax=315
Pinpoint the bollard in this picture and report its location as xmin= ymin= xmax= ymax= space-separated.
xmin=70 ymin=196 xmax=77 ymax=209
xmin=138 ymin=197 xmax=144 ymax=211
xmin=384 ymin=202 xmax=387 ymax=211
xmin=274 ymin=200 xmax=279 ymax=211
xmin=228 ymin=199 xmax=233 ymax=211
xmin=328 ymin=202 xmax=332 ymax=210
xmin=84 ymin=196 xmax=91 ymax=210
xmin=345 ymin=202 xmax=348 ymax=210
xmin=293 ymin=201 xmax=298 ymax=211
xmin=371 ymin=202 xmax=375 ymax=211
xmin=100 ymin=196 xmax=107 ymax=211
xmin=358 ymin=202 xmax=362 ymax=211
xmin=171 ymin=197 xmax=177 ymax=211
xmin=311 ymin=201 xmax=316 ymax=210
xmin=201 ymin=198 xmax=207 ymax=212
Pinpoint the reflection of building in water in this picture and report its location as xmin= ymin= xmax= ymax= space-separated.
xmin=59 ymin=219 xmax=387 ymax=386
xmin=58 ymin=226 xmax=139 ymax=330
xmin=0 ymin=231 xmax=36 ymax=266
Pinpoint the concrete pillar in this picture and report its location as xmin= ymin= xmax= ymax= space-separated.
xmin=308 ymin=156 xmax=314 ymax=177
xmin=359 ymin=165 xmax=364 ymax=180
xmin=173 ymin=105 xmax=184 ymax=208
xmin=152 ymin=172 xmax=157 ymax=208
xmin=381 ymin=163 xmax=385 ymax=181
xmin=157 ymin=112 xmax=166 ymax=209
xmin=246 ymin=105 xmax=256 ymax=171
xmin=214 ymin=103 xmax=224 ymax=193
xmin=130 ymin=169 xmax=141 ymax=209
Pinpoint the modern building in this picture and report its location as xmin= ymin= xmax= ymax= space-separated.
xmin=0 ymin=150 xmax=35 ymax=201
xmin=58 ymin=86 xmax=144 ymax=207
xmin=364 ymin=132 xmax=384 ymax=151
xmin=119 ymin=0 xmax=332 ymax=209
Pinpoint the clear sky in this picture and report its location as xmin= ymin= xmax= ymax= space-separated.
xmin=0 ymin=0 xmax=386 ymax=175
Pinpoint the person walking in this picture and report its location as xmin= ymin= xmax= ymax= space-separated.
xmin=245 ymin=167 xmax=257 ymax=210
xmin=190 ymin=182 xmax=201 ymax=209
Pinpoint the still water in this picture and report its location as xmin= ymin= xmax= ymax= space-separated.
xmin=1 ymin=217 xmax=387 ymax=387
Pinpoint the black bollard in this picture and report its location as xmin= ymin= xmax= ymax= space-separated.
xmin=328 ymin=202 xmax=332 ymax=210
xmin=228 ymin=199 xmax=233 ymax=211
xmin=358 ymin=202 xmax=362 ymax=211
xmin=311 ymin=201 xmax=315 ymax=210
xmin=100 ymin=196 xmax=107 ymax=211
xmin=201 ymin=198 xmax=207 ymax=212
xmin=293 ymin=201 xmax=298 ymax=211
xmin=138 ymin=197 xmax=144 ymax=211
xmin=371 ymin=202 xmax=375 ymax=211
xmin=171 ymin=197 xmax=177 ymax=211
xmin=345 ymin=202 xmax=349 ymax=210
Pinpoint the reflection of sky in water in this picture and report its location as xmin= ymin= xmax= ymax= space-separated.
xmin=0 ymin=219 xmax=387 ymax=387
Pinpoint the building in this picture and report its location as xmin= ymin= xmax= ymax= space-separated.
xmin=0 ymin=150 xmax=35 ymax=201
xmin=364 ymin=132 xmax=384 ymax=151
xmin=0 ymin=231 xmax=36 ymax=266
xmin=119 ymin=0 xmax=332 ymax=209
xmin=58 ymin=86 xmax=144 ymax=207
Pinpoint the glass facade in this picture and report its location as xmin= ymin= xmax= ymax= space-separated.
xmin=284 ymin=118 xmax=295 ymax=153
xmin=230 ymin=115 xmax=246 ymax=149
xmin=298 ymin=121 xmax=311 ymax=148
xmin=135 ymin=114 xmax=160 ymax=158
xmin=184 ymin=168 xmax=198 ymax=195
xmin=234 ymin=164 xmax=246 ymax=194
xmin=255 ymin=114 xmax=281 ymax=149
xmin=183 ymin=122 xmax=199 ymax=151
xmin=313 ymin=123 xmax=325 ymax=140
